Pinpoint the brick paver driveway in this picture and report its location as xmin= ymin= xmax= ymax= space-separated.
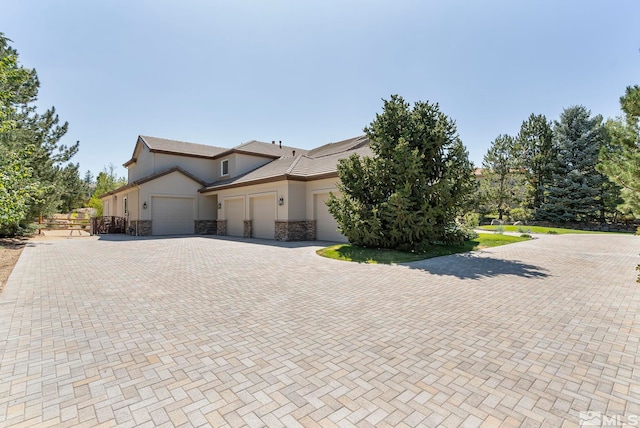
xmin=0 ymin=234 xmax=638 ymax=427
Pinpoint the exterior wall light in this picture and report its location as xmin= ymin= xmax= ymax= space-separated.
xmin=217 ymin=202 xmax=222 ymax=209
xmin=143 ymin=201 xmax=147 ymax=209
xmin=278 ymin=196 xmax=284 ymax=206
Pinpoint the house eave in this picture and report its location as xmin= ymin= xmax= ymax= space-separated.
xmin=198 ymin=171 xmax=339 ymax=193
xmin=99 ymin=166 xmax=206 ymax=199
xmin=211 ymin=149 xmax=282 ymax=161
xmin=123 ymin=158 xmax=137 ymax=167
xmin=149 ymin=149 xmax=215 ymax=160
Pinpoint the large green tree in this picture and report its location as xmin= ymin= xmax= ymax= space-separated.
xmin=598 ymin=85 xmax=640 ymax=214
xmin=538 ymin=106 xmax=620 ymax=222
xmin=516 ymin=114 xmax=553 ymax=213
xmin=479 ymin=134 xmax=525 ymax=220
xmin=87 ymin=164 xmax=126 ymax=216
xmin=0 ymin=145 xmax=41 ymax=232
xmin=0 ymin=33 xmax=83 ymax=233
xmin=327 ymin=95 xmax=475 ymax=251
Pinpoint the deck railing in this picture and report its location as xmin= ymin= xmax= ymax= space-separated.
xmin=91 ymin=216 xmax=126 ymax=235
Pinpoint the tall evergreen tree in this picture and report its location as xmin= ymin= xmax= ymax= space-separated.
xmin=598 ymin=85 xmax=640 ymax=214
xmin=59 ymin=163 xmax=89 ymax=213
xmin=516 ymin=114 xmax=553 ymax=212
xmin=538 ymin=106 xmax=619 ymax=222
xmin=479 ymin=135 xmax=525 ymax=220
xmin=327 ymin=95 xmax=475 ymax=250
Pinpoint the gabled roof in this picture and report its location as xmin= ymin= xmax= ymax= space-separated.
xmin=200 ymin=137 xmax=371 ymax=192
xmin=123 ymin=136 xmax=307 ymax=167
xmin=213 ymin=140 xmax=307 ymax=159
xmin=123 ymin=136 xmax=228 ymax=166
xmin=140 ymin=135 xmax=227 ymax=157
xmin=99 ymin=166 xmax=206 ymax=198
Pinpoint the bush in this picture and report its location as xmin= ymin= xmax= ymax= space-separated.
xmin=442 ymin=222 xmax=478 ymax=245
xmin=461 ymin=212 xmax=480 ymax=228
xmin=0 ymin=221 xmax=38 ymax=238
xmin=547 ymin=230 xmax=558 ymax=234
xmin=520 ymin=233 xmax=532 ymax=238
xmin=510 ymin=207 xmax=534 ymax=223
xmin=87 ymin=196 xmax=103 ymax=217
xmin=495 ymin=225 xmax=505 ymax=234
xmin=517 ymin=226 xmax=532 ymax=234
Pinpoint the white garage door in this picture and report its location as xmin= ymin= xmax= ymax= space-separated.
xmin=250 ymin=195 xmax=275 ymax=239
xmin=315 ymin=193 xmax=347 ymax=242
xmin=225 ymin=198 xmax=244 ymax=237
xmin=151 ymin=196 xmax=194 ymax=235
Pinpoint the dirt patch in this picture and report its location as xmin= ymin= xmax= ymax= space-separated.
xmin=0 ymin=237 xmax=29 ymax=294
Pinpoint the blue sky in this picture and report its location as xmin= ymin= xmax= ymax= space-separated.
xmin=2 ymin=0 xmax=638 ymax=178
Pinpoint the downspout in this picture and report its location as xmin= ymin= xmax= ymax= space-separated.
xmin=136 ymin=184 xmax=140 ymax=236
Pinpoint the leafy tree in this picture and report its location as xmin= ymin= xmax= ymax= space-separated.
xmin=327 ymin=95 xmax=475 ymax=251
xmin=516 ymin=114 xmax=553 ymax=212
xmin=538 ymin=106 xmax=620 ymax=222
xmin=598 ymin=85 xmax=640 ymax=214
xmin=87 ymin=164 xmax=126 ymax=216
xmin=0 ymin=33 xmax=82 ymax=227
xmin=0 ymin=145 xmax=42 ymax=234
xmin=479 ymin=134 xmax=525 ymax=220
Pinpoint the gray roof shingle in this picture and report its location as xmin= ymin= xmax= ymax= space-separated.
xmin=139 ymin=135 xmax=227 ymax=158
xmin=290 ymin=145 xmax=373 ymax=177
xmin=306 ymin=135 xmax=369 ymax=158
xmin=214 ymin=140 xmax=307 ymax=159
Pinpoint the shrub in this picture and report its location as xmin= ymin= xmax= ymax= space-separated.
xmin=520 ymin=233 xmax=532 ymax=238
xmin=517 ymin=226 xmax=532 ymax=234
xmin=547 ymin=230 xmax=558 ymax=234
xmin=0 ymin=221 xmax=38 ymax=238
xmin=444 ymin=221 xmax=478 ymax=244
xmin=495 ymin=225 xmax=505 ymax=234
xmin=461 ymin=212 xmax=480 ymax=228
xmin=510 ymin=207 xmax=534 ymax=223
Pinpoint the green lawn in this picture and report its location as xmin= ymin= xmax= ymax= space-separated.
xmin=478 ymin=225 xmax=627 ymax=234
xmin=316 ymin=233 xmax=530 ymax=264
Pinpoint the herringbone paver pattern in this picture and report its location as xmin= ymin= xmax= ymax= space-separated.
xmin=0 ymin=233 xmax=638 ymax=427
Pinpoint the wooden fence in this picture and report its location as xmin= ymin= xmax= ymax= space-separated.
xmin=38 ymin=217 xmax=91 ymax=233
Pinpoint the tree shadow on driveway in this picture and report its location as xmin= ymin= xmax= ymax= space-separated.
xmin=403 ymin=252 xmax=550 ymax=280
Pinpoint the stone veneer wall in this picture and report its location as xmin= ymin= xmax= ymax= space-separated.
xmin=275 ymin=220 xmax=316 ymax=241
xmin=128 ymin=220 xmax=152 ymax=236
xmin=215 ymin=220 xmax=227 ymax=236
xmin=195 ymin=220 xmax=217 ymax=235
xmin=243 ymin=220 xmax=252 ymax=238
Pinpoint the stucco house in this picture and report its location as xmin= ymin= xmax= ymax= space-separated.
xmin=99 ymin=134 xmax=371 ymax=241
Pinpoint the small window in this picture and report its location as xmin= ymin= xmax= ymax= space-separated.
xmin=123 ymin=197 xmax=128 ymax=214
xmin=221 ymin=159 xmax=229 ymax=176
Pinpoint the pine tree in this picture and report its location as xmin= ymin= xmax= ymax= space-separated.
xmin=598 ymin=85 xmax=640 ymax=214
xmin=538 ymin=106 xmax=618 ymax=222
xmin=479 ymin=135 xmax=525 ymax=220
xmin=327 ymin=95 xmax=475 ymax=251
xmin=516 ymin=114 xmax=553 ymax=212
